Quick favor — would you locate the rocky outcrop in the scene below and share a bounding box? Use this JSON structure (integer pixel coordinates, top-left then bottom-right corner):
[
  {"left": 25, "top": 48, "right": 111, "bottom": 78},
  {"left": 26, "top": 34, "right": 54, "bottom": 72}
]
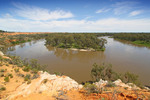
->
[
  {"left": 7, "top": 71, "right": 82, "bottom": 100},
  {"left": 94, "top": 79, "right": 141, "bottom": 90},
  {"left": 113, "top": 79, "right": 141, "bottom": 90}
]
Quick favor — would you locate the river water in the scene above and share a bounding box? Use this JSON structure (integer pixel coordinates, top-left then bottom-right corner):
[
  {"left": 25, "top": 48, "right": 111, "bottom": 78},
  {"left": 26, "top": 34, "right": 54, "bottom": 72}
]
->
[{"left": 7, "top": 37, "right": 150, "bottom": 85}]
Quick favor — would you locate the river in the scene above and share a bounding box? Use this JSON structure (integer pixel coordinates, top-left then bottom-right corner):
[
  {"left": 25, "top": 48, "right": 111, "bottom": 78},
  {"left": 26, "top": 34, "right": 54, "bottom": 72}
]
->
[{"left": 7, "top": 37, "right": 150, "bottom": 85}]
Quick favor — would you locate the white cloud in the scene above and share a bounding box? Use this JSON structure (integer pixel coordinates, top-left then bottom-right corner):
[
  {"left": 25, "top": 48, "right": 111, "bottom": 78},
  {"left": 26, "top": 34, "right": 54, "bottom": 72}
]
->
[
  {"left": 96, "top": 8, "right": 111, "bottom": 13},
  {"left": 13, "top": 3, "right": 73, "bottom": 21},
  {"left": 129, "top": 10, "right": 143, "bottom": 16},
  {"left": 112, "top": 1, "right": 138, "bottom": 15},
  {"left": 2, "top": 13, "right": 13, "bottom": 18},
  {"left": 0, "top": 17, "right": 150, "bottom": 32}
]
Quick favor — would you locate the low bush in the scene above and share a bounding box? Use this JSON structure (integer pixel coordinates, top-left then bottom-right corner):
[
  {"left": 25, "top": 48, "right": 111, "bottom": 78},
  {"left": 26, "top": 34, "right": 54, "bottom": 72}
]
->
[
  {"left": 0, "top": 86, "right": 6, "bottom": 91},
  {"left": 14, "top": 68, "right": 19, "bottom": 73},
  {"left": 17, "top": 73, "right": 24, "bottom": 77},
  {"left": 0, "top": 69, "right": 5, "bottom": 72},
  {"left": 4, "top": 76, "right": 9, "bottom": 82},
  {"left": 23, "top": 66, "right": 31, "bottom": 72},
  {"left": 8, "top": 73, "right": 13, "bottom": 78},
  {"left": 84, "top": 83, "right": 99, "bottom": 94},
  {"left": 31, "top": 74, "right": 39, "bottom": 80},
  {"left": 24, "top": 74, "right": 31, "bottom": 81},
  {"left": 91, "top": 63, "right": 141, "bottom": 86},
  {"left": 27, "top": 80, "right": 31, "bottom": 84}
]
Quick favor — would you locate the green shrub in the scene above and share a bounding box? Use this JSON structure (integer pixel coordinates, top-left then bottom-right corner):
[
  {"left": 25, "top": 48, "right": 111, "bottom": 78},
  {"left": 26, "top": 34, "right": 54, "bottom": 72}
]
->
[
  {"left": 23, "top": 66, "right": 31, "bottom": 72},
  {"left": 31, "top": 74, "right": 39, "bottom": 80},
  {"left": 90, "top": 63, "right": 141, "bottom": 87},
  {"left": 14, "top": 68, "right": 19, "bottom": 73},
  {"left": 54, "top": 72, "right": 63, "bottom": 76},
  {"left": 123, "top": 72, "right": 141, "bottom": 86},
  {"left": 17, "top": 73, "right": 24, "bottom": 77},
  {"left": 84, "top": 83, "right": 99, "bottom": 94},
  {"left": 91, "top": 63, "right": 105, "bottom": 81},
  {"left": 4, "top": 76, "right": 9, "bottom": 82},
  {"left": 5, "top": 64, "right": 9, "bottom": 66},
  {"left": 0, "top": 86, "right": 6, "bottom": 91},
  {"left": 24, "top": 74, "right": 31, "bottom": 81},
  {"left": 31, "top": 68, "right": 38, "bottom": 74},
  {"left": 0, "top": 69, "right": 5, "bottom": 72},
  {"left": 8, "top": 73, "right": 13, "bottom": 78},
  {"left": 0, "top": 56, "right": 3, "bottom": 64}
]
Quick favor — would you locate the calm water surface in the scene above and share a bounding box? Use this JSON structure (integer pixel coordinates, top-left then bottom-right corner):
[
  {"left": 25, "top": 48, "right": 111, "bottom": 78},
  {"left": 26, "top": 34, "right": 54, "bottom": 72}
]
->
[{"left": 7, "top": 37, "right": 150, "bottom": 85}]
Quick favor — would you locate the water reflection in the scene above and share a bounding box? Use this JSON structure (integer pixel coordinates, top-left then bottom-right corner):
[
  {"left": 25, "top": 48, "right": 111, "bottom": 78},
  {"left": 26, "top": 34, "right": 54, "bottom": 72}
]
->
[{"left": 46, "top": 45, "right": 106, "bottom": 63}]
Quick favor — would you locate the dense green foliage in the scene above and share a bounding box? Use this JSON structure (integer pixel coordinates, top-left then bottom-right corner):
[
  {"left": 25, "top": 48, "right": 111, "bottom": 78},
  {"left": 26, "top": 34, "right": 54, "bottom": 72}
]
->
[
  {"left": 113, "top": 33, "right": 150, "bottom": 47},
  {"left": 91, "top": 63, "right": 141, "bottom": 86},
  {"left": 45, "top": 33, "right": 107, "bottom": 51}
]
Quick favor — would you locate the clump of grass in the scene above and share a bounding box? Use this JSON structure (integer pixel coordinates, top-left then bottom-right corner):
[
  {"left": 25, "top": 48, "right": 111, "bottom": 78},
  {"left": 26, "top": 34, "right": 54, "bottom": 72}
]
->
[
  {"left": 24, "top": 74, "right": 31, "bottom": 81},
  {"left": 84, "top": 83, "right": 99, "bottom": 94},
  {"left": 0, "top": 69, "right": 5, "bottom": 72},
  {"left": 5, "top": 64, "right": 9, "bottom": 66},
  {"left": 0, "top": 86, "right": 6, "bottom": 91},
  {"left": 17, "top": 73, "right": 24, "bottom": 77},
  {"left": 8, "top": 73, "right": 13, "bottom": 78},
  {"left": 0, "top": 73, "right": 4, "bottom": 77},
  {"left": 23, "top": 66, "right": 31, "bottom": 72},
  {"left": 31, "top": 74, "right": 39, "bottom": 80},
  {"left": 54, "top": 72, "right": 63, "bottom": 76},
  {"left": 31, "top": 68, "right": 38, "bottom": 74},
  {"left": 27, "top": 80, "right": 31, "bottom": 84},
  {"left": 4, "top": 76, "right": 9, "bottom": 82},
  {"left": 14, "top": 68, "right": 19, "bottom": 73}
]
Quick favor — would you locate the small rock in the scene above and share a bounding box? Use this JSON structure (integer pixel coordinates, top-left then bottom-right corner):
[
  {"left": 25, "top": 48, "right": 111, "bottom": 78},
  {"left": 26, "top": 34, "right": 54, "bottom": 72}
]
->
[
  {"left": 95, "top": 79, "right": 108, "bottom": 88},
  {"left": 0, "top": 51, "right": 4, "bottom": 56}
]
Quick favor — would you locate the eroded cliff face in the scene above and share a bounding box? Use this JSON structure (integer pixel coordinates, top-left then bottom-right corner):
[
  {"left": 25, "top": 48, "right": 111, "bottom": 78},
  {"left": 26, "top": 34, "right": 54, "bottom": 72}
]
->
[
  {"left": 7, "top": 71, "right": 82, "bottom": 100},
  {"left": 3, "top": 71, "right": 150, "bottom": 100}
]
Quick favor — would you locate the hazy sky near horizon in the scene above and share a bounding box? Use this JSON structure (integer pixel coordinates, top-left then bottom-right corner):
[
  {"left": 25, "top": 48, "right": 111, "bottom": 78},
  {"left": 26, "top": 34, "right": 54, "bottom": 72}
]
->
[{"left": 0, "top": 0, "right": 150, "bottom": 32}]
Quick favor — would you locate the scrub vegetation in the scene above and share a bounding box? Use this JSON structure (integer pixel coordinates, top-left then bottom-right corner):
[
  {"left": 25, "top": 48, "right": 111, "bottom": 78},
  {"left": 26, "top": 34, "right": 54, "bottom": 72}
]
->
[
  {"left": 113, "top": 33, "right": 150, "bottom": 47},
  {"left": 91, "top": 63, "right": 141, "bottom": 86}
]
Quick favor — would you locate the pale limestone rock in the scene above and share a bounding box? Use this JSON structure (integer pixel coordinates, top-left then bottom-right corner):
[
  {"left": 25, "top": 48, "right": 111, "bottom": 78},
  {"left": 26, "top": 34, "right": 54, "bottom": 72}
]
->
[
  {"left": 0, "top": 51, "right": 4, "bottom": 56},
  {"left": 113, "top": 79, "right": 141, "bottom": 90},
  {"left": 113, "top": 79, "right": 132, "bottom": 89},
  {"left": 95, "top": 79, "right": 108, "bottom": 88},
  {"left": 127, "top": 83, "right": 141, "bottom": 90},
  {"left": 7, "top": 71, "right": 81, "bottom": 100}
]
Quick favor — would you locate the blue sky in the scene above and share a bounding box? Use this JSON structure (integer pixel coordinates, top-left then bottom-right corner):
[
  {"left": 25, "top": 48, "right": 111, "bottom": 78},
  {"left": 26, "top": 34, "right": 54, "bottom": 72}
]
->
[{"left": 0, "top": 0, "right": 150, "bottom": 32}]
